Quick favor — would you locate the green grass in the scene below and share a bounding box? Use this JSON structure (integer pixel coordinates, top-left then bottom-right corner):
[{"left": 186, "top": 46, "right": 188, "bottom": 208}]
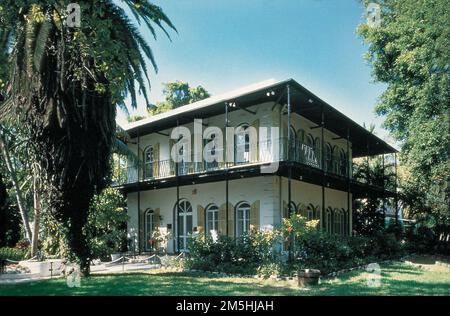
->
[{"left": 1, "top": 261, "right": 449, "bottom": 296}]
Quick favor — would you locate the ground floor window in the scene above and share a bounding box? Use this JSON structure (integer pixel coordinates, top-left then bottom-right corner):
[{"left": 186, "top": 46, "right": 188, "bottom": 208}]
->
[
  {"left": 176, "top": 199, "right": 193, "bottom": 252},
  {"left": 325, "top": 207, "right": 333, "bottom": 234},
  {"left": 236, "top": 202, "right": 251, "bottom": 237},
  {"left": 144, "top": 209, "right": 155, "bottom": 251},
  {"left": 206, "top": 204, "right": 219, "bottom": 235}
]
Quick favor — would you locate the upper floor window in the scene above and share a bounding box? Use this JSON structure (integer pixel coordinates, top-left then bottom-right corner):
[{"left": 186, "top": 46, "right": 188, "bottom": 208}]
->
[
  {"left": 297, "top": 129, "right": 305, "bottom": 144},
  {"left": 143, "top": 146, "right": 154, "bottom": 179},
  {"left": 306, "top": 134, "right": 314, "bottom": 148},
  {"left": 235, "top": 124, "right": 250, "bottom": 164},
  {"left": 288, "top": 126, "right": 297, "bottom": 160},
  {"left": 204, "top": 132, "right": 219, "bottom": 170},
  {"left": 339, "top": 149, "right": 347, "bottom": 176},
  {"left": 236, "top": 202, "right": 251, "bottom": 237},
  {"left": 325, "top": 143, "right": 333, "bottom": 172}
]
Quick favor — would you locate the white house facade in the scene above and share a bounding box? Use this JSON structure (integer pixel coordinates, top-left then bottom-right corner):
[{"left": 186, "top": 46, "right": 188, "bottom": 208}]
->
[{"left": 114, "top": 79, "right": 397, "bottom": 254}]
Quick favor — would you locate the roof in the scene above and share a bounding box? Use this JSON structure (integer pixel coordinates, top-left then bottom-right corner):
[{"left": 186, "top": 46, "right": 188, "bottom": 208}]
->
[{"left": 122, "top": 78, "right": 398, "bottom": 158}]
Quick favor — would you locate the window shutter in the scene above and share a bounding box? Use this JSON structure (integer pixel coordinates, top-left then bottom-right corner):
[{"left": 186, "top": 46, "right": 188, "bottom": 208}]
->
[
  {"left": 218, "top": 204, "right": 226, "bottom": 236},
  {"left": 251, "top": 119, "right": 260, "bottom": 162},
  {"left": 227, "top": 203, "right": 235, "bottom": 238},
  {"left": 197, "top": 205, "right": 205, "bottom": 234},
  {"left": 250, "top": 200, "right": 260, "bottom": 231},
  {"left": 153, "top": 143, "right": 160, "bottom": 177},
  {"left": 154, "top": 208, "right": 160, "bottom": 228}
]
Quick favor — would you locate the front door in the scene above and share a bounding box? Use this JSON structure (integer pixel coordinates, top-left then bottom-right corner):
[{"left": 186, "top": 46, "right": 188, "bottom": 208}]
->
[{"left": 177, "top": 200, "right": 193, "bottom": 252}]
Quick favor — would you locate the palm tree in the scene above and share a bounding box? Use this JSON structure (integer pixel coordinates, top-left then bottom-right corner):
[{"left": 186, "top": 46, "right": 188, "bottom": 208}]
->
[{"left": 0, "top": 1, "right": 175, "bottom": 274}]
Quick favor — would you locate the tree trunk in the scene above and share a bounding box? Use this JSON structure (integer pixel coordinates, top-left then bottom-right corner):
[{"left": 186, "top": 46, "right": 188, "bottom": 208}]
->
[
  {"left": 31, "top": 166, "right": 41, "bottom": 257},
  {"left": 0, "top": 129, "right": 32, "bottom": 242}
]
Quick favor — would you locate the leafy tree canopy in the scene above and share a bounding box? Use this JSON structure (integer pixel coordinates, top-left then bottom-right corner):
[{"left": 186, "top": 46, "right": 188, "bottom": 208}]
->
[
  {"left": 148, "top": 81, "right": 210, "bottom": 115},
  {"left": 358, "top": 0, "right": 450, "bottom": 223}
]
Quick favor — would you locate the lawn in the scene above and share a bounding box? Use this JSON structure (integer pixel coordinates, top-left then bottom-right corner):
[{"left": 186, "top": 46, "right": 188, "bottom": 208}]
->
[{"left": 1, "top": 260, "right": 449, "bottom": 296}]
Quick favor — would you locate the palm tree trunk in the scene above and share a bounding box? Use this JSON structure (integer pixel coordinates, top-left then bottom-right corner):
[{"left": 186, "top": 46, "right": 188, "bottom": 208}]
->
[{"left": 0, "top": 129, "right": 32, "bottom": 242}]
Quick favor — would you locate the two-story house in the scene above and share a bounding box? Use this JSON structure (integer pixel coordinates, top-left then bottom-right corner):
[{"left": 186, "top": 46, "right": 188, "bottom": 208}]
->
[{"left": 115, "top": 78, "right": 397, "bottom": 254}]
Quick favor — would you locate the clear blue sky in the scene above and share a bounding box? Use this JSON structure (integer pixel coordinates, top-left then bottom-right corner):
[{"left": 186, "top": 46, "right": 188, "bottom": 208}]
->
[{"left": 118, "top": 0, "right": 394, "bottom": 145}]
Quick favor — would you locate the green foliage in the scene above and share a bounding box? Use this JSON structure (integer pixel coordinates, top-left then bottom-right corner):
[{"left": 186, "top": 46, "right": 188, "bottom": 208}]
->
[
  {"left": 0, "top": 0, "right": 175, "bottom": 274},
  {"left": 187, "top": 230, "right": 281, "bottom": 275},
  {"left": 86, "top": 188, "right": 128, "bottom": 261},
  {"left": 358, "top": 0, "right": 450, "bottom": 224},
  {"left": 256, "top": 262, "right": 286, "bottom": 278},
  {"left": 0, "top": 247, "right": 26, "bottom": 261},
  {"left": 294, "top": 230, "right": 403, "bottom": 275},
  {"left": 148, "top": 81, "right": 210, "bottom": 115}
]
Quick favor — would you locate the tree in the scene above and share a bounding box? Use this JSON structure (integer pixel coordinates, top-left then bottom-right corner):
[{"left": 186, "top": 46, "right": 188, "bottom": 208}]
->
[
  {"left": 352, "top": 124, "right": 396, "bottom": 236},
  {"left": 358, "top": 0, "right": 450, "bottom": 224},
  {"left": 148, "top": 81, "right": 210, "bottom": 115},
  {"left": 85, "top": 187, "right": 128, "bottom": 261},
  {"left": 0, "top": 1, "right": 175, "bottom": 274}
]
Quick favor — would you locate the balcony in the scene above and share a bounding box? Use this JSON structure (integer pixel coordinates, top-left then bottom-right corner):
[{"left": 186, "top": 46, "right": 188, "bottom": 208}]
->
[{"left": 113, "top": 138, "right": 351, "bottom": 186}]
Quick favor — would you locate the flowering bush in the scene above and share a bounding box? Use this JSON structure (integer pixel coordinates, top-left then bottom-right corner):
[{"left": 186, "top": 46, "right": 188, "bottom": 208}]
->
[{"left": 187, "top": 229, "right": 282, "bottom": 274}]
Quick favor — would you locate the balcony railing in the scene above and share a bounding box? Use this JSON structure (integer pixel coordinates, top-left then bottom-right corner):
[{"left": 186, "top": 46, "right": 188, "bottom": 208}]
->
[{"left": 113, "top": 138, "right": 351, "bottom": 186}]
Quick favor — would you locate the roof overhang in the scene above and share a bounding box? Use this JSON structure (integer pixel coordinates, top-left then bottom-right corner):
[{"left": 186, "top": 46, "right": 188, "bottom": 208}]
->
[{"left": 122, "top": 78, "right": 397, "bottom": 158}]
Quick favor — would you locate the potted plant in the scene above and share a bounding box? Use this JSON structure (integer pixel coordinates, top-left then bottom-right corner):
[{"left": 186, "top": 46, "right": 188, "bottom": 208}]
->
[{"left": 297, "top": 268, "right": 321, "bottom": 287}]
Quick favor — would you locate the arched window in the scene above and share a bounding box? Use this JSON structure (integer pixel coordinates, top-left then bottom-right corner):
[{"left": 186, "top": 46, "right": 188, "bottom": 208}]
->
[
  {"left": 205, "top": 204, "right": 219, "bottom": 235},
  {"left": 339, "top": 149, "right": 347, "bottom": 177},
  {"left": 177, "top": 135, "right": 188, "bottom": 176},
  {"left": 143, "top": 146, "right": 154, "bottom": 179},
  {"left": 204, "top": 132, "right": 219, "bottom": 171},
  {"left": 306, "top": 204, "right": 317, "bottom": 221},
  {"left": 236, "top": 202, "right": 251, "bottom": 237},
  {"left": 342, "top": 208, "right": 348, "bottom": 236},
  {"left": 235, "top": 124, "right": 250, "bottom": 164},
  {"left": 325, "top": 207, "right": 333, "bottom": 234},
  {"left": 176, "top": 199, "right": 193, "bottom": 252},
  {"left": 334, "top": 209, "right": 343, "bottom": 235},
  {"left": 306, "top": 134, "right": 314, "bottom": 148},
  {"left": 314, "top": 137, "right": 321, "bottom": 163},
  {"left": 285, "top": 201, "right": 297, "bottom": 218},
  {"left": 288, "top": 125, "right": 297, "bottom": 161},
  {"left": 144, "top": 209, "right": 155, "bottom": 251},
  {"left": 325, "top": 143, "right": 333, "bottom": 172},
  {"left": 297, "top": 129, "right": 306, "bottom": 144}
]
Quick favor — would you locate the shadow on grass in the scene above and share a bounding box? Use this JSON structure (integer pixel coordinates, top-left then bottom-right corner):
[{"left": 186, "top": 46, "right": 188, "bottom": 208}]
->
[{"left": 1, "top": 262, "right": 449, "bottom": 296}]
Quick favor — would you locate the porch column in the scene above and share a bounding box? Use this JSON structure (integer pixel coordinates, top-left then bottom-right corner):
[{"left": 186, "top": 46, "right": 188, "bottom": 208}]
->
[
  {"left": 174, "top": 118, "right": 180, "bottom": 253},
  {"left": 225, "top": 102, "right": 229, "bottom": 237},
  {"left": 321, "top": 104, "right": 326, "bottom": 231},
  {"left": 346, "top": 127, "right": 351, "bottom": 236},
  {"left": 286, "top": 84, "right": 293, "bottom": 262}
]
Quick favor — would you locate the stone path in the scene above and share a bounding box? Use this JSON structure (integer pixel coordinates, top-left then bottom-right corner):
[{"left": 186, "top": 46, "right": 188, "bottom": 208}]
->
[{"left": 0, "top": 262, "right": 161, "bottom": 285}]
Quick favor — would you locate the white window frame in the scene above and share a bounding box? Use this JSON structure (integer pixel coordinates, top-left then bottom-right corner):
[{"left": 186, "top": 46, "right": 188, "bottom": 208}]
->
[
  {"left": 206, "top": 204, "right": 219, "bottom": 236},
  {"left": 236, "top": 202, "right": 251, "bottom": 237}
]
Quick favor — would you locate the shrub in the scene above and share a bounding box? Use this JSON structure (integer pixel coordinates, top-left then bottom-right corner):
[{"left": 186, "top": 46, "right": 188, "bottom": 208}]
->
[
  {"left": 256, "top": 262, "right": 285, "bottom": 278},
  {"left": 187, "top": 230, "right": 281, "bottom": 275},
  {"left": 0, "top": 247, "right": 26, "bottom": 261}
]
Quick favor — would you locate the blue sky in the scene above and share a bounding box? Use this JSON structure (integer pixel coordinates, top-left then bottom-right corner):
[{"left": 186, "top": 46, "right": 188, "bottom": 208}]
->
[{"left": 118, "top": 0, "right": 393, "bottom": 145}]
